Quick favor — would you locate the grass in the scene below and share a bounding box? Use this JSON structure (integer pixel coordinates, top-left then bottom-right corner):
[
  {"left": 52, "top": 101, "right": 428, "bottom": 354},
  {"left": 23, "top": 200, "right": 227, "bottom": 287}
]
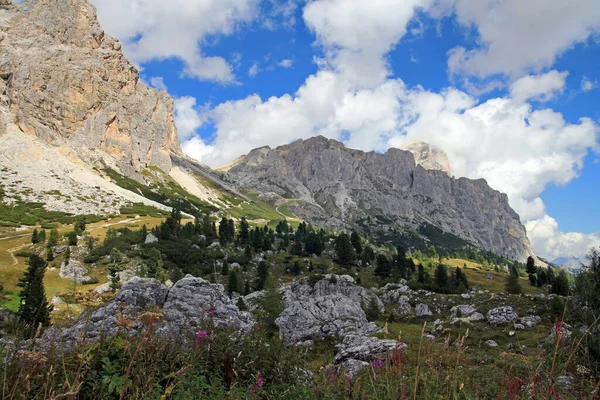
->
[{"left": 0, "top": 215, "right": 166, "bottom": 311}]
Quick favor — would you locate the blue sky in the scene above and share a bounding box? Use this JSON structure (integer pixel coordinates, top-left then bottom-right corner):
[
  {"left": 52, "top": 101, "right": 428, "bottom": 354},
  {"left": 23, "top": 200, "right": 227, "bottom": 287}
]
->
[{"left": 91, "top": 0, "right": 600, "bottom": 260}]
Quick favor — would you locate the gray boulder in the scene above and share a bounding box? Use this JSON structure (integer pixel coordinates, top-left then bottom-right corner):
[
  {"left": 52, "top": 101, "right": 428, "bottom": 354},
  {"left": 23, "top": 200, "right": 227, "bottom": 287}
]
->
[
  {"left": 486, "top": 340, "right": 499, "bottom": 347},
  {"left": 59, "top": 260, "right": 90, "bottom": 283},
  {"left": 145, "top": 233, "right": 159, "bottom": 244},
  {"left": 450, "top": 304, "right": 476, "bottom": 318},
  {"left": 275, "top": 294, "right": 379, "bottom": 346},
  {"left": 469, "top": 312, "right": 485, "bottom": 322},
  {"left": 334, "top": 334, "right": 407, "bottom": 376},
  {"left": 520, "top": 315, "right": 542, "bottom": 328},
  {"left": 415, "top": 303, "right": 432, "bottom": 317},
  {"left": 39, "top": 276, "right": 253, "bottom": 351},
  {"left": 487, "top": 306, "right": 518, "bottom": 326}
]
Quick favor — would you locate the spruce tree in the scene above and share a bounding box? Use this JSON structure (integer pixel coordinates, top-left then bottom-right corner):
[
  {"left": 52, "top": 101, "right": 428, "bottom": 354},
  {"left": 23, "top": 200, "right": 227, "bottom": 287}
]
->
[
  {"left": 364, "top": 297, "right": 381, "bottom": 321},
  {"left": 221, "top": 259, "right": 229, "bottom": 276},
  {"left": 434, "top": 264, "right": 449, "bottom": 292},
  {"left": 552, "top": 270, "right": 570, "bottom": 296},
  {"left": 48, "top": 228, "right": 59, "bottom": 247},
  {"left": 17, "top": 255, "right": 52, "bottom": 336},
  {"left": 505, "top": 266, "right": 523, "bottom": 295},
  {"left": 239, "top": 217, "right": 250, "bottom": 245},
  {"left": 38, "top": 229, "right": 46, "bottom": 244},
  {"left": 350, "top": 231, "right": 362, "bottom": 255},
  {"left": 228, "top": 270, "right": 238, "bottom": 294},
  {"left": 31, "top": 228, "right": 40, "bottom": 244},
  {"left": 335, "top": 233, "right": 354, "bottom": 268},
  {"left": 255, "top": 261, "right": 269, "bottom": 291},
  {"left": 67, "top": 230, "right": 78, "bottom": 246},
  {"left": 526, "top": 256, "right": 537, "bottom": 275},
  {"left": 291, "top": 261, "right": 302, "bottom": 275},
  {"left": 374, "top": 254, "right": 392, "bottom": 278},
  {"left": 244, "top": 280, "right": 251, "bottom": 295}
]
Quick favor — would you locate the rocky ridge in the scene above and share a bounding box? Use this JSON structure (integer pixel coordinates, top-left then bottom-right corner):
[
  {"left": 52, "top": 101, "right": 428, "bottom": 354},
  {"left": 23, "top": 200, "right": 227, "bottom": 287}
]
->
[
  {"left": 0, "top": 0, "right": 181, "bottom": 181},
  {"left": 227, "top": 136, "right": 535, "bottom": 261}
]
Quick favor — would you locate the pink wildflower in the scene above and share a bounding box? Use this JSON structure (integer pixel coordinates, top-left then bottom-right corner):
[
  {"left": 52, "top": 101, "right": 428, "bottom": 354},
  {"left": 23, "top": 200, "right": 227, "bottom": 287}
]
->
[
  {"left": 196, "top": 330, "right": 208, "bottom": 340},
  {"left": 257, "top": 373, "right": 264, "bottom": 388},
  {"left": 372, "top": 359, "right": 384, "bottom": 369}
]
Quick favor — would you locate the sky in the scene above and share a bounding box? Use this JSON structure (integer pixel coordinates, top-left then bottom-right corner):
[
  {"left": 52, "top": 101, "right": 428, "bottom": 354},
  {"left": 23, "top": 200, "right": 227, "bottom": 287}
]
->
[{"left": 86, "top": 0, "right": 600, "bottom": 261}]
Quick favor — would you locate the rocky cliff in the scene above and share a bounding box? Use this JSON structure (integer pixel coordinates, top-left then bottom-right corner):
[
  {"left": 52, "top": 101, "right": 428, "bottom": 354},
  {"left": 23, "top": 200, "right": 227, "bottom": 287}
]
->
[
  {"left": 0, "top": 0, "right": 181, "bottom": 180},
  {"left": 227, "top": 136, "right": 535, "bottom": 261}
]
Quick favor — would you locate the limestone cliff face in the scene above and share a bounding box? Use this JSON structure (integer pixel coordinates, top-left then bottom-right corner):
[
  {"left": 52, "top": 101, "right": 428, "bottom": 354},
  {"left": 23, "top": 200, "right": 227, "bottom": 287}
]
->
[
  {"left": 0, "top": 0, "right": 181, "bottom": 179},
  {"left": 402, "top": 141, "right": 454, "bottom": 177},
  {"left": 228, "top": 136, "right": 535, "bottom": 262}
]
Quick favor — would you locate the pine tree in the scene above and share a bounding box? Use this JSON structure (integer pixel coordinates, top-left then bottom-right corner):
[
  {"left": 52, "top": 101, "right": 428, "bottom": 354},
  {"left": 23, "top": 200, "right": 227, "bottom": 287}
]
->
[
  {"left": 109, "top": 248, "right": 124, "bottom": 292},
  {"left": 434, "top": 264, "right": 449, "bottom": 292},
  {"left": 350, "top": 231, "right": 362, "bottom": 254},
  {"left": 219, "top": 217, "right": 230, "bottom": 243},
  {"left": 244, "top": 280, "right": 251, "bottom": 295},
  {"left": 146, "top": 248, "right": 165, "bottom": 281},
  {"left": 552, "top": 270, "right": 570, "bottom": 296},
  {"left": 363, "top": 297, "right": 381, "bottom": 321},
  {"left": 67, "top": 230, "right": 78, "bottom": 246},
  {"left": 335, "top": 233, "right": 354, "bottom": 268},
  {"left": 239, "top": 217, "right": 250, "bottom": 245},
  {"left": 526, "top": 256, "right": 537, "bottom": 275},
  {"left": 291, "top": 261, "right": 302, "bottom": 275},
  {"left": 38, "top": 229, "right": 46, "bottom": 243},
  {"left": 221, "top": 259, "right": 229, "bottom": 276},
  {"left": 505, "top": 266, "right": 523, "bottom": 295},
  {"left": 17, "top": 255, "right": 52, "bottom": 337},
  {"left": 31, "top": 228, "right": 40, "bottom": 244},
  {"left": 255, "top": 261, "right": 269, "bottom": 291},
  {"left": 228, "top": 270, "right": 238, "bottom": 294},
  {"left": 258, "top": 275, "right": 283, "bottom": 334},
  {"left": 374, "top": 254, "right": 392, "bottom": 278},
  {"left": 48, "top": 228, "right": 59, "bottom": 247}
]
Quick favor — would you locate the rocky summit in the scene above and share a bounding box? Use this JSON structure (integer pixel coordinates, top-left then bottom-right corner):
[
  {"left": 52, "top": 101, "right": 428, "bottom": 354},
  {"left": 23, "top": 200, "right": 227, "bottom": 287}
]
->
[
  {"left": 227, "top": 136, "right": 534, "bottom": 261},
  {"left": 0, "top": 0, "right": 180, "bottom": 181}
]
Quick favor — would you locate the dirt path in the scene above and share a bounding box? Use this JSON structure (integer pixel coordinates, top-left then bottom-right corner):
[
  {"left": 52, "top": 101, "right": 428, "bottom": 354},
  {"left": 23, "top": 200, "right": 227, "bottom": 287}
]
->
[
  {"left": 0, "top": 233, "right": 30, "bottom": 241},
  {"left": 6, "top": 243, "right": 29, "bottom": 266}
]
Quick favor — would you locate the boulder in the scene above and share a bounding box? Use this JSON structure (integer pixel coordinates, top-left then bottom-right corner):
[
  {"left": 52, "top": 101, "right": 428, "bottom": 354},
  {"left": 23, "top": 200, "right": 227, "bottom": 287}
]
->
[
  {"left": 334, "top": 334, "right": 407, "bottom": 376},
  {"left": 487, "top": 306, "right": 518, "bottom": 326},
  {"left": 145, "top": 233, "right": 158, "bottom": 244},
  {"left": 469, "top": 312, "right": 485, "bottom": 322},
  {"left": 59, "top": 260, "right": 90, "bottom": 283},
  {"left": 486, "top": 340, "right": 498, "bottom": 347},
  {"left": 415, "top": 303, "right": 432, "bottom": 317},
  {"left": 394, "top": 296, "right": 413, "bottom": 317},
  {"left": 484, "top": 274, "right": 494, "bottom": 280},
  {"left": 275, "top": 294, "right": 379, "bottom": 346},
  {"left": 242, "top": 291, "right": 265, "bottom": 312},
  {"left": 520, "top": 315, "right": 541, "bottom": 328},
  {"left": 450, "top": 304, "right": 476, "bottom": 318},
  {"left": 39, "top": 276, "right": 253, "bottom": 352}
]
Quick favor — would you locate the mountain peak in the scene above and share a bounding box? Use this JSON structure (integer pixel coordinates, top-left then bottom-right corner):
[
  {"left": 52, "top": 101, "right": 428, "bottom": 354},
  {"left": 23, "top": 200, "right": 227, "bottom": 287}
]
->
[{"left": 401, "top": 141, "right": 454, "bottom": 177}]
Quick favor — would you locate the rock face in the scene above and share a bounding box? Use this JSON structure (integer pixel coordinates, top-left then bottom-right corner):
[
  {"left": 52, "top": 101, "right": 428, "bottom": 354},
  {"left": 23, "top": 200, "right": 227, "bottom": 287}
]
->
[
  {"left": 227, "top": 136, "right": 534, "bottom": 261},
  {"left": 401, "top": 141, "right": 453, "bottom": 176},
  {"left": 334, "top": 334, "right": 407, "bottom": 376},
  {"left": 40, "top": 276, "right": 253, "bottom": 351},
  {"left": 0, "top": 0, "right": 181, "bottom": 180},
  {"left": 58, "top": 260, "right": 89, "bottom": 283}
]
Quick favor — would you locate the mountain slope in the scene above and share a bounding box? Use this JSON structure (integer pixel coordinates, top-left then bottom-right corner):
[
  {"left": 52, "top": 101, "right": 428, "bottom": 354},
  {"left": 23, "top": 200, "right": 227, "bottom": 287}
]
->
[
  {"left": 0, "top": 0, "right": 180, "bottom": 181},
  {"left": 227, "top": 136, "right": 535, "bottom": 262}
]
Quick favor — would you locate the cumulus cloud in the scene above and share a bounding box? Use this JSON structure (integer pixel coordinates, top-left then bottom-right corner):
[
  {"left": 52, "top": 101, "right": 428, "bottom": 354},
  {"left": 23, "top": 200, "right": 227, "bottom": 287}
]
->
[
  {"left": 526, "top": 216, "right": 600, "bottom": 260},
  {"left": 581, "top": 76, "right": 598, "bottom": 92},
  {"left": 90, "top": 0, "right": 259, "bottom": 83},
  {"left": 509, "top": 70, "right": 568, "bottom": 103},
  {"left": 149, "top": 76, "right": 168, "bottom": 91},
  {"left": 174, "top": 97, "right": 207, "bottom": 141},
  {"left": 438, "top": 0, "right": 600, "bottom": 78},
  {"left": 278, "top": 59, "right": 294, "bottom": 68}
]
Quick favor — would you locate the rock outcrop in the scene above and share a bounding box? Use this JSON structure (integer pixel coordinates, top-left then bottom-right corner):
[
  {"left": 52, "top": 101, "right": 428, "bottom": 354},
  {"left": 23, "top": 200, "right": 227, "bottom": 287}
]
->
[
  {"left": 401, "top": 141, "right": 453, "bottom": 176},
  {"left": 0, "top": 0, "right": 181, "bottom": 180},
  {"left": 334, "top": 334, "right": 407, "bottom": 376},
  {"left": 487, "top": 306, "right": 519, "bottom": 326},
  {"left": 227, "top": 136, "right": 534, "bottom": 261},
  {"left": 39, "top": 276, "right": 253, "bottom": 351}
]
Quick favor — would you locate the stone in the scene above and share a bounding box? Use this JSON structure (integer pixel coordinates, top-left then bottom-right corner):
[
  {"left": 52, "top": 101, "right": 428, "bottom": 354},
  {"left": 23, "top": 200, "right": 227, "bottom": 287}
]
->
[
  {"left": 230, "top": 262, "right": 241, "bottom": 269},
  {"left": 469, "top": 312, "right": 485, "bottom": 322},
  {"left": 226, "top": 136, "right": 534, "bottom": 261},
  {"left": 242, "top": 291, "right": 265, "bottom": 312},
  {"left": 460, "top": 293, "right": 471, "bottom": 299},
  {"left": 59, "top": 260, "right": 90, "bottom": 283},
  {"left": 514, "top": 324, "right": 526, "bottom": 330},
  {"left": 425, "top": 334, "right": 436, "bottom": 341},
  {"left": 94, "top": 282, "right": 111, "bottom": 294},
  {"left": 145, "top": 233, "right": 159, "bottom": 244},
  {"left": 276, "top": 293, "right": 380, "bottom": 346},
  {"left": 484, "top": 274, "right": 494, "bottom": 280},
  {"left": 379, "top": 283, "right": 413, "bottom": 304},
  {"left": 208, "top": 242, "right": 221, "bottom": 249},
  {"left": 486, "top": 340, "right": 498, "bottom": 347},
  {"left": 55, "top": 246, "right": 68, "bottom": 254},
  {"left": 487, "top": 306, "right": 518, "bottom": 326},
  {"left": 39, "top": 276, "right": 253, "bottom": 352},
  {"left": 334, "top": 334, "right": 407, "bottom": 376},
  {"left": 394, "top": 296, "right": 413, "bottom": 317},
  {"left": 415, "top": 303, "right": 432, "bottom": 317},
  {"left": 342, "top": 359, "right": 370, "bottom": 376},
  {"left": 450, "top": 304, "right": 476, "bottom": 318},
  {"left": 520, "top": 315, "right": 542, "bottom": 328}
]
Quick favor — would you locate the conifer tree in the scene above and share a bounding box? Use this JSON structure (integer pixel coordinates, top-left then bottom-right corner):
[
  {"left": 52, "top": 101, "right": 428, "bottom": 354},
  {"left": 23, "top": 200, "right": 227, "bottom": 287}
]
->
[
  {"left": 31, "top": 228, "right": 40, "bottom": 244},
  {"left": 335, "top": 233, "right": 354, "bottom": 268},
  {"left": 505, "top": 266, "right": 523, "bottom": 295},
  {"left": 291, "top": 261, "right": 302, "bottom": 275},
  {"left": 374, "top": 254, "right": 392, "bottom": 278},
  {"left": 244, "top": 280, "right": 251, "bottom": 295},
  {"left": 67, "top": 230, "right": 78, "bottom": 246},
  {"left": 552, "top": 270, "right": 570, "bottom": 296},
  {"left": 255, "top": 260, "right": 269, "bottom": 291},
  {"left": 526, "top": 256, "right": 537, "bottom": 275},
  {"left": 38, "top": 229, "right": 46, "bottom": 243},
  {"left": 221, "top": 259, "right": 229, "bottom": 276},
  {"left": 17, "top": 255, "right": 52, "bottom": 336},
  {"left": 48, "top": 228, "right": 59, "bottom": 247},
  {"left": 239, "top": 217, "right": 250, "bottom": 245},
  {"left": 434, "top": 264, "right": 449, "bottom": 292},
  {"left": 350, "top": 231, "right": 362, "bottom": 254},
  {"left": 228, "top": 270, "right": 238, "bottom": 294}
]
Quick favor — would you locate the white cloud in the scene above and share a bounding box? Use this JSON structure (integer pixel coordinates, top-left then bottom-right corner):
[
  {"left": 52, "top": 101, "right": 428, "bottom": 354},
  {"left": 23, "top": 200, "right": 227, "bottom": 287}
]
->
[
  {"left": 248, "top": 63, "right": 260, "bottom": 77},
  {"left": 174, "top": 97, "right": 207, "bottom": 141},
  {"left": 278, "top": 59, "right": 294, "bottom": 68},
  {"left": 90, "top": 0, "right": 259, "bottom": 84},
  {"left": 149, "top": 76, "right": 168, "bottom": 91},
  {"left": 526, "top": 216, "right": 600, "bottom": 260},
  {"left": 509, "top": 70, "right": 568, "bottom": 103},
  {"left": 581, "top": 76, "right": 598, "bottom": 92},
  {"left": 437, "top": 0, "right": 600, "bottom": 78}
]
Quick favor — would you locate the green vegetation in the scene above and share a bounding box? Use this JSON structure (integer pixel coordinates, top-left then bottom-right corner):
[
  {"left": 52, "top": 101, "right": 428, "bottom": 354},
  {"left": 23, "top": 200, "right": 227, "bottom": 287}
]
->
[{"left": 16, "top": 255, "right": 52, "bottom": 337}]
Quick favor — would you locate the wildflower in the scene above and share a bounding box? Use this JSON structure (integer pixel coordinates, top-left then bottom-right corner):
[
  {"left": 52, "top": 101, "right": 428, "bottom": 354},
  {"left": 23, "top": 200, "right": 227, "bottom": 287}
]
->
[
  {"left": 257, "top": 373, "right": 264, "bottom": 388},
  {"left": 371, "top": 359, "right": 384, "bottom": 369},
  {"left": 196, "top": 330, "right": 208, "bottom": 340}
]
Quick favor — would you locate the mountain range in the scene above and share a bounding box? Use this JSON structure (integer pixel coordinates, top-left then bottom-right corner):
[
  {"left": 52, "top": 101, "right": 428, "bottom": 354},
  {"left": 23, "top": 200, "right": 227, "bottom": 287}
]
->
[{"left": 0, "top": 0, "right": 536, "bottom": 262}]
